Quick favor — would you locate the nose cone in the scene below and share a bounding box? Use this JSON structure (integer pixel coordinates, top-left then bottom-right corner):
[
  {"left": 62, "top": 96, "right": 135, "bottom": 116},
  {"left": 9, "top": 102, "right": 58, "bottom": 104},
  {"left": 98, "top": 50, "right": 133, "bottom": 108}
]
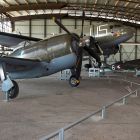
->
[
  {"left": 120, "top": 27, "right": 135, "bottom": 38},
  {"left": 112, "top": 26, "right": 135, "bottom": 44}
]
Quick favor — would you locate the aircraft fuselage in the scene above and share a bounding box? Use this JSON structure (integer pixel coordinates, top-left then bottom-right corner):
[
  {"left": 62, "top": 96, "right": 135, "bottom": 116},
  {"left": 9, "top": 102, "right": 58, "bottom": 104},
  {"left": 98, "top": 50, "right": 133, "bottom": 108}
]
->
[
  {"left": 8, "top": 34, "right": 77, "bottom": 79},
  {"left": 8, "top": 26, "right": 134, "bottom": 79},
  {"left": 10, "top": 34, "right": 73, "bottom": 62}
]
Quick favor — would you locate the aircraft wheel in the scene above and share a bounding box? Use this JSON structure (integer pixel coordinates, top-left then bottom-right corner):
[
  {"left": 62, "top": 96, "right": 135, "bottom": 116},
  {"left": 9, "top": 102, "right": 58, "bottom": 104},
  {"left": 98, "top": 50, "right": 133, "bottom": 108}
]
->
[
  {"left": 8, "top": 80, "right": 19, "bottom": 99},
  {"left": 69, "top": 76, "right": 80, "bottom": 87}
]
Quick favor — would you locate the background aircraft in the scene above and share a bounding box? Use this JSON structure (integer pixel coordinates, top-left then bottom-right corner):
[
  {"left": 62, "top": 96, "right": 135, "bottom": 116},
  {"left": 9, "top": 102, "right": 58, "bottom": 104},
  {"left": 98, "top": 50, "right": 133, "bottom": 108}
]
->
[
  {"left": 111, "top": 59, "right": 140, "bottom": 71},
  {"left": 0, "top": 17, "right": 134, "bottom": 99}
]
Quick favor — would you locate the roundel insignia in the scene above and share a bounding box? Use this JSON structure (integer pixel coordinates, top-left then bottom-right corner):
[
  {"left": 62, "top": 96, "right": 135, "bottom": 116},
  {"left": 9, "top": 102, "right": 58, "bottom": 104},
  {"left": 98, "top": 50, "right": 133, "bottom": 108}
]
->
[
  {"left": 117, "top": 65, "right": 121, "bottom": 69},
  {"left": 113, "top": 32, "right": 121, "bottom": 37}
]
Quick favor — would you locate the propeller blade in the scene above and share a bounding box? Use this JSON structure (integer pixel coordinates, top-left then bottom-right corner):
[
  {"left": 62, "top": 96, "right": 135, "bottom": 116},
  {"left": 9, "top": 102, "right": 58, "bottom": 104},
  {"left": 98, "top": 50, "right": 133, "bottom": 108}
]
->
[
  {"left": 53, "top": 17, "right": 71, "bottom": 35},
  {"left": 80, "top": 11, "right": 85, "bottom": 38},
  {"left": 75, "top": 48, "right": 83, "bottom": 79},
  {"left": 53, "top": 17, "right": 80, "bottom": 41},
  {"left": 95, "top": 41, "right": 103, "bottom": 54}
]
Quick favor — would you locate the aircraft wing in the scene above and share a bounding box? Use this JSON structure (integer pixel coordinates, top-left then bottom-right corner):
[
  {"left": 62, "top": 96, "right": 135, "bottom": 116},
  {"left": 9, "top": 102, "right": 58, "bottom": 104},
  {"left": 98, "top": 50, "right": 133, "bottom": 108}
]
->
[
  {"left": 0, "top": 32, "right": 41, "bottom": 47},
  {"left": 0, "top": 56, "right": 40, "bottom": 72}
]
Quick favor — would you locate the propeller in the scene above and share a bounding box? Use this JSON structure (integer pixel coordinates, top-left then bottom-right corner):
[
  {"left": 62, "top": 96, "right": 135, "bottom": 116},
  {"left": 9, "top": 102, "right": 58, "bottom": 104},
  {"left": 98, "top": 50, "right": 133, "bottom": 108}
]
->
[
  {"left": 53, "top": 17, "right": 79, "bottom": 41},
  {"left": 53, "top": 12, "right": 102, "bottom": 86},
  {"left": 53, "top": 17, "right": 71, "bottom": 35},
  {"left": 74, "top": 10, "right": 86, "bottom": 80}
]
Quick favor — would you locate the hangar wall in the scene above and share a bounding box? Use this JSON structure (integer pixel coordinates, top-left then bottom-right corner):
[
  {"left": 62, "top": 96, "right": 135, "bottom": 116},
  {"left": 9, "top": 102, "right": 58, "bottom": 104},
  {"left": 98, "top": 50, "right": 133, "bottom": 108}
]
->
[
  {"left": 15, "top": 19, "right": 93, "bottom": 38},
  {"left": 15, "top": 19, "right": 140, "bottom": 64}
]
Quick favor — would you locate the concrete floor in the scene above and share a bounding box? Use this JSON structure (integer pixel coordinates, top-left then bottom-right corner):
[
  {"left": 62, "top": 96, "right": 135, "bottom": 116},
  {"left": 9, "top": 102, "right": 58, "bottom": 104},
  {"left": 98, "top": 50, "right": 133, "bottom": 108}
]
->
[{"left": 0, "top": 72, "right": 139, "bottom": 140}]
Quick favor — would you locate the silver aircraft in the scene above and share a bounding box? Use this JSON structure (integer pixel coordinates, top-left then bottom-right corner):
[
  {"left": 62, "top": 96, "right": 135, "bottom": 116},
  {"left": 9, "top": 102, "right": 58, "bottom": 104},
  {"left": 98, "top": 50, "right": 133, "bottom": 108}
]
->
[{"left": 0, "top": 18, "right": 134, "bottom": 99}]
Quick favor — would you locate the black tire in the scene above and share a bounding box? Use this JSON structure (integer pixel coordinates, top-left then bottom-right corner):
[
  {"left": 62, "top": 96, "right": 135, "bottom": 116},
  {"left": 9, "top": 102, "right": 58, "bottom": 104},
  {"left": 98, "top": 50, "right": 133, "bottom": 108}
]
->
[
  {"left": 8, "top": 80, "right": 19, "bottom": 99},
  {"left": 69, "top": 76, "right": 80, "bottom": 87}
]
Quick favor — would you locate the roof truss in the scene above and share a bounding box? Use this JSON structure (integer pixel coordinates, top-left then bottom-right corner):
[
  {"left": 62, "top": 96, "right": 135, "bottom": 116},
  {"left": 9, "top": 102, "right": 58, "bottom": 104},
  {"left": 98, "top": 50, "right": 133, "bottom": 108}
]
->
[{"left": 0, "top": 0, "right": 139, "bottom": 27}]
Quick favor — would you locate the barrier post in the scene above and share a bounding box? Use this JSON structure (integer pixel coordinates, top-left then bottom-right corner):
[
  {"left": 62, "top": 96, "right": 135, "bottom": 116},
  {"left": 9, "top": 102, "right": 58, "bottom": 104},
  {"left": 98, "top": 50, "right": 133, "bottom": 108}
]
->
[
  {"left": 122, "top": 97, "right": 126, "bottom": 105},
  {"left": 135, "top": 90, "right": 138, "bottom": 97},
  {"left": 5, "top": 91, "right": 9, "bottom": 102},
  {"left": 59, "top": 128, "right": 64, "bottom": 140},
  {"left": 102, "top": 106, "right": 106, "bottom": 119}
]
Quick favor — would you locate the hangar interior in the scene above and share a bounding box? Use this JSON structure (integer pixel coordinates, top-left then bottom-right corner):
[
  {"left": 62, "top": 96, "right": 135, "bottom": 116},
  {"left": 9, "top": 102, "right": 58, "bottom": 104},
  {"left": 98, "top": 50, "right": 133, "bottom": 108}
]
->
[
  {"left": 0, "top": 0, "right": 139, "bottom": 63},
  {"left": 14, "top": 19, "right": 140, "bottom": 63},
  {"left": 0, "top": 0, "right": 140, "bottom": 140}
]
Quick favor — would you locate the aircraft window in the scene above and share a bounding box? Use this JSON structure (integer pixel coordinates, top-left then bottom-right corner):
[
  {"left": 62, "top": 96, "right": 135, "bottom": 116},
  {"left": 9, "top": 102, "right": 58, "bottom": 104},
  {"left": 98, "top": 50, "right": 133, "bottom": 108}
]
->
[
  {"left": 23, "top": 41, "right": 33, "bottom": 48},
  {"left": 11, "top": 47, "right": 23, "bottom": 57}
]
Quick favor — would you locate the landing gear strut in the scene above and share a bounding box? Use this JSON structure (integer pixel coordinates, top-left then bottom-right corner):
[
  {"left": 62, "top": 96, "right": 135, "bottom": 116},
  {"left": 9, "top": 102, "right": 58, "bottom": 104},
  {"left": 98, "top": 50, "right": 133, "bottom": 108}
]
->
[
  {"left": 8, "top": 80, "right": 19, "bottom": 99},
  {"left": 0, "top": 63, "right": 19, "bottom": 101},
  {"left": 69, "top": 44, "right": 83, "bottom": 87}
]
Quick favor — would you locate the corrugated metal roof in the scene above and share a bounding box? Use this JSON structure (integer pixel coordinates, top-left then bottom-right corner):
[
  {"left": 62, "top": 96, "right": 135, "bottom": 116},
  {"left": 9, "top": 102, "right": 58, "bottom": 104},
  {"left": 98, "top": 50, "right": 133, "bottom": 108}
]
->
[{"left": 0, "top": 0, "right": 139, "bottom": 27}]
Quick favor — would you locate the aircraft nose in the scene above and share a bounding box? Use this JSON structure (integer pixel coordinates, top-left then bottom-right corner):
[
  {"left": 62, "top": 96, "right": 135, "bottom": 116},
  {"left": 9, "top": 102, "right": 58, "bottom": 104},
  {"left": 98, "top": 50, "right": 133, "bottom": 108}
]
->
[
  {"left": 110, "top": 26, "right": 135, "bottom": 45},
  {"left": 121, "top": 27, "right": 135, "bottom": 36},
  {"left": 113, "top": 26, "right": 135, "bottom": 44},
  {"left": 112, "top": 25, "right": 135, "bottom": 36}
]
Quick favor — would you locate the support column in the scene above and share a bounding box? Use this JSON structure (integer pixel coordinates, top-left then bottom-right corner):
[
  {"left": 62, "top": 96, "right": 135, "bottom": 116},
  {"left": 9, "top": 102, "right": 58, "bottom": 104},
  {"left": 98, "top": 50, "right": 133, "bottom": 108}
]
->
[
  {"left": 90, "top": 20, "right": 92, "bottom": 26},
  {"left": 74, "top": 19, "right": 77, "bottom": 29},
  {"left": 29, "top": 19, "right": 32, "bottom": 37},
  {"left": 44, "top": 19, "right": 47, "bottom": 38},
  {"left": 135, "top": 28, "right": 138, "bottom": 60},
  {"left": 1, "top": 14, "right": 4, "bottom": 32},
  {"left": 11, "top": 21, "right": 15, "bottom": 32}
]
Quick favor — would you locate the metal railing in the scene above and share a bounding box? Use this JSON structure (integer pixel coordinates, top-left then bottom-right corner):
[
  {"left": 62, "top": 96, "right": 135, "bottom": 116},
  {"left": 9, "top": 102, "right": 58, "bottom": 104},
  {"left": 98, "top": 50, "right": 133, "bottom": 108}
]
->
[{"left": 40, "top": 78, "right": 139, "bottom": 140}]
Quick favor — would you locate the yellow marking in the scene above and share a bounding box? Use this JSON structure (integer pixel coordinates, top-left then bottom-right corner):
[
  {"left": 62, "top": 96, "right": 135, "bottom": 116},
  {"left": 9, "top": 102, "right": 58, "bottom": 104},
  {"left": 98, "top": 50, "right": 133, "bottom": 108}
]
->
[
  {"left": 113, "top": 32, "right": 121, "bottom": 37},
  {"left": 76, "top": 80, "right": 80, "bottom": 83}
]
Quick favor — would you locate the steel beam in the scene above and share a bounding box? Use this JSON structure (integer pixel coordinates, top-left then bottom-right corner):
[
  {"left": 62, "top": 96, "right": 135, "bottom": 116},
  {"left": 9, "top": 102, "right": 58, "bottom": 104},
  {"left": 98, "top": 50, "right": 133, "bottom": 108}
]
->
[
  {"left": 67, "top": 16, "right": 140, "bottom": 28},
  {"left": 6, "top": 14, "right": 140, "bottom": 28},
  {"left": 7, "top": 14, "right": 68, "bottom": 21},
  {"left": 0, "top": 2, "right": 67, "bottom": 13},
  {"left": 67, "top": 3, "right": 140, "bottom": 13}
]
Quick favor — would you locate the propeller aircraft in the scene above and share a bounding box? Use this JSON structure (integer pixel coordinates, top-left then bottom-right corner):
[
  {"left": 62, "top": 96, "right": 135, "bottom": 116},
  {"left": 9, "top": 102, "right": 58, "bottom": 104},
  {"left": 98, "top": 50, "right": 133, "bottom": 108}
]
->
[
  {"left": 0, "top": 16, "right": 134, "bottom": 99},
  {"left": 111, "top": 59, "right": 140, "bottom": 71}
]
